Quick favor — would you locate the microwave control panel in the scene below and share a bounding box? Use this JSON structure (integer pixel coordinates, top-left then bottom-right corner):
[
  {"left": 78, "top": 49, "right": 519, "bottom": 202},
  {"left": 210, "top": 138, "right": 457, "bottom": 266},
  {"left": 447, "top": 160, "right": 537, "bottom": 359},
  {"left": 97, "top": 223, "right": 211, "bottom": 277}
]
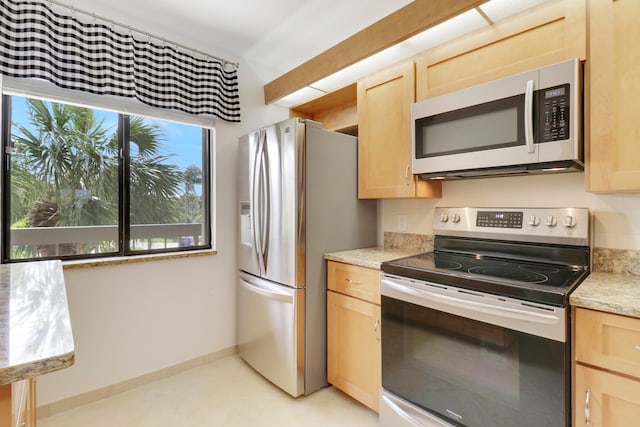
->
[{"left": 539, "top": 83, "right": 570, "bottom": 142}]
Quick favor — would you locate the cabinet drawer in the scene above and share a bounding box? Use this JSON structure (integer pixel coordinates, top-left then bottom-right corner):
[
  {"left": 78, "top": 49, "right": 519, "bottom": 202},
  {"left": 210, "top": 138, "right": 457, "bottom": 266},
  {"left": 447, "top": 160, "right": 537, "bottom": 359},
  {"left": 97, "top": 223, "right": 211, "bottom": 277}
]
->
[
  {"left": 575, "top": 308, "right": 640, "bottom": 379},
  {"left": 327, "top": 261, "right": 380, "bottom": 304}
]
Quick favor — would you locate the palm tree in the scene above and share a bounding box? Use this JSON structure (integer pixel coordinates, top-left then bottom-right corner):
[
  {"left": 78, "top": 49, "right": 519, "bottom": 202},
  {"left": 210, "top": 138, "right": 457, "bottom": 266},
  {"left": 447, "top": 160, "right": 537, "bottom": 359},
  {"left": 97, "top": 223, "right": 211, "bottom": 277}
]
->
[
  {"left": 182, "top": 164, "right": 203, "bottom": 222},
  {"left": 126, "top": 117, "right": 184, "bottom": 225},
  {"left": 12, "top": 100, "right": 118, "bottom": 228},
  {"left": 10, "top": 98, "right": 184, "bottom": 256}
]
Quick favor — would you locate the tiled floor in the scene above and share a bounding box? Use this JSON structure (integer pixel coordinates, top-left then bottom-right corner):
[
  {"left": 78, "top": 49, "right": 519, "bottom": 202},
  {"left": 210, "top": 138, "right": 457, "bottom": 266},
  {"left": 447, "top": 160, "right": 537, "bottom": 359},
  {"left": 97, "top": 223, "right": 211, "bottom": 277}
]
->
[{"left": 38, "top": 355, "right": 379, "bottom": 427}]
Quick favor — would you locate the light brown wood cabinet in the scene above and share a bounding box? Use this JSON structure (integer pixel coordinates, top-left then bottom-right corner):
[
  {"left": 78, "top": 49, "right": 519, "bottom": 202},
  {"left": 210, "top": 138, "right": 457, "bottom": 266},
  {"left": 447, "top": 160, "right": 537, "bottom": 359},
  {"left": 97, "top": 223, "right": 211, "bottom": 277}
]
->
[
  {"left": 0, "top": 379, "right": 36, "bottom": 427},
  {"left": 327, "top": 261, "right": 381, "bottom": 412},
  {"left": 573, "top": 307, "right": 640, "bottom": 426},
  {"left": 356, "top": 61, "right": 441, "bottom": 199},
  {"left": 415, "top": 0, "right": 585, "bottom": 101},
  {"left": 289, "top": 83, "right": 357, "bottom": 135},
  {"left": 587, "top": 0, "right": 640, "bottom": 192}
]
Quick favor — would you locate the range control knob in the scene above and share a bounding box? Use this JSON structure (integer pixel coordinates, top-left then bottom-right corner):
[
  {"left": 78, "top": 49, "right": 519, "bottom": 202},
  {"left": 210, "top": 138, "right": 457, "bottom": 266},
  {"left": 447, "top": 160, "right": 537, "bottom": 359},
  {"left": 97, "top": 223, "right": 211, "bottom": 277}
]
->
[
  {"left": 545, "top": 215, "right": 558, "bottom": 227},
  {"left": 563, "top": 215, "right": 577, "bottom": 228},
  {"left": 528, "top": 215, "right": 540, "bottom": 227},
  {"left": 451, "top": 213, "right": 461, "bottom": 223},
  {"left": 439, "top": 213, "right": 449, "bottom": 223}
]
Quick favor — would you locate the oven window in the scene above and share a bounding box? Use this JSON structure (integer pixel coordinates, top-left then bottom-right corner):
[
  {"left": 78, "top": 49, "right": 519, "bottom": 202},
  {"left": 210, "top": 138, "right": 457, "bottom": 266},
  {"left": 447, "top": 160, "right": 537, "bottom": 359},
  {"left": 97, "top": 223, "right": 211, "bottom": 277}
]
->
[
  {"left": 382, "top": 295, "right": 568, "bottom": 427},
  {"left": 414, "top": 94, "right": 525, "bottom": 158}
]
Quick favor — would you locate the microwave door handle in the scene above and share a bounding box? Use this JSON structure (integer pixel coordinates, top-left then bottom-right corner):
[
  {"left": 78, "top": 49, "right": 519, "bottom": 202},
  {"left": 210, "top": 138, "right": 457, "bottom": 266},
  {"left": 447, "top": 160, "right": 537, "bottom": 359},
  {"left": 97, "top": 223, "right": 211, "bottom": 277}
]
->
[{"left": 524, "top": 79, "right": 535, "bottom": 153}]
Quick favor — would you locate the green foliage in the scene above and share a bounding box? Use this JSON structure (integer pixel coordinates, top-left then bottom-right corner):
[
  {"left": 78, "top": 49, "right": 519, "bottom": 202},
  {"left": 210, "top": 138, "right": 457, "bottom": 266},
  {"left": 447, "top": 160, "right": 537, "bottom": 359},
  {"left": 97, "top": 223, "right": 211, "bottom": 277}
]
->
[
  {"left": 181, "top": 164, "right": 203, "bottom": 222},
  {"left": 11, "top": 216, "right": 28, "bottom": 229},
  {"left": 128, "top": 117, "right": 184, "bottom": 224},
  {"left": 10, "top": 98, "right": 187, "bottom": 228}
]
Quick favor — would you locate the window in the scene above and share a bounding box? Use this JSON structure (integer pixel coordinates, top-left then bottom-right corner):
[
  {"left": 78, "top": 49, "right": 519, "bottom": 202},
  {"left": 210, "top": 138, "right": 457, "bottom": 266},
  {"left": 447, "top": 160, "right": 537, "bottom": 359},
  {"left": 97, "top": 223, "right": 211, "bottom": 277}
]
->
[{"left": 2, "top": 94, "right": 211, "bottom": 262}]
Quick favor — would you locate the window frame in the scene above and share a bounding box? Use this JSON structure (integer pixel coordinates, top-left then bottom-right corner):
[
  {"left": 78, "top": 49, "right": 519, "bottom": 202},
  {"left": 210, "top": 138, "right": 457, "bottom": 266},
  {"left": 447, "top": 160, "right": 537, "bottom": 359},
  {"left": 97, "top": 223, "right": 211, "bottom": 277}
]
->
[{"left": 0, "top": 90, "right": 213, "bottom": 263}]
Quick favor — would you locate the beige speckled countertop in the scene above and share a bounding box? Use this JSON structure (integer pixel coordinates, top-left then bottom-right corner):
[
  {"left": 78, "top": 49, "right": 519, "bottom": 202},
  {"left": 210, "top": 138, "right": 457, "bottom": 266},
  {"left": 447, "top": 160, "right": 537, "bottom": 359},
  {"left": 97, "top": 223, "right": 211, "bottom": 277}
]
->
[
  {"left": 570, "top": 272, "right": 640, "bottom": 319},
  {"left": 324, "top": 247, "right": 424, "bottom": 270},
  {"left": 0, "top": 260, "right": 75, "bottom": 386}
]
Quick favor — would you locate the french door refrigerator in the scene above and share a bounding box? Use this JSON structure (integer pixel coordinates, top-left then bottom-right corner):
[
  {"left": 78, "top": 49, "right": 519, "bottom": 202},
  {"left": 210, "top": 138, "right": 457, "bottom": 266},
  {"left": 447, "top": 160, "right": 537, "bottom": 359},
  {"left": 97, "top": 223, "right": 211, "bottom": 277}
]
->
[{"left": 237, "top": 118, "right": 377, "bottom": 397}]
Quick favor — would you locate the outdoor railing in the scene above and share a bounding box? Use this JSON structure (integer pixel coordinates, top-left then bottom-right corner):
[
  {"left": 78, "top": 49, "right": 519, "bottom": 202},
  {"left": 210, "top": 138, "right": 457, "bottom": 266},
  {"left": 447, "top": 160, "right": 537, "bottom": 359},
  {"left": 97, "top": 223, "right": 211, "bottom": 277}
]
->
[{"left": 10, "top": 223, "right": 203, "bottom": 256}]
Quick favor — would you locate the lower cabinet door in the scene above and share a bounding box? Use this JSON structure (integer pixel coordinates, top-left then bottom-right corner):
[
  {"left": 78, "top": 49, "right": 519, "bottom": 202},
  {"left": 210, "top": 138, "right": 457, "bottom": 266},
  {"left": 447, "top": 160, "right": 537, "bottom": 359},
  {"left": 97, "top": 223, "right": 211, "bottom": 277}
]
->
[
  {"left": 327, "top": 290, "right": 380, "bottom": 412},
  {"left": 574, "top": 364, "right": 640, "bottom": 427},
  {"left": 0, "top": 384, "right": 10, "bottom": 427}
]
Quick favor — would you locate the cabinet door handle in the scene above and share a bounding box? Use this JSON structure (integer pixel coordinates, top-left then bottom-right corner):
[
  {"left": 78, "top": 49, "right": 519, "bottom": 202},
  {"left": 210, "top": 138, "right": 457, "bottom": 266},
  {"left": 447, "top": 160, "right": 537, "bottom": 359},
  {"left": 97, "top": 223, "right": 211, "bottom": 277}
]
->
[
  {"left": 405, "top": 165, "right": 410, "bottom": 185},
  {"left": 345, "top": 278, "right": 362, "bottom": 285},
  {"left": 585, "top": 388, "right": 591, "bottom": 426},
  {"left": 374, "top": 319, "right": 380, "bottom": 341}
]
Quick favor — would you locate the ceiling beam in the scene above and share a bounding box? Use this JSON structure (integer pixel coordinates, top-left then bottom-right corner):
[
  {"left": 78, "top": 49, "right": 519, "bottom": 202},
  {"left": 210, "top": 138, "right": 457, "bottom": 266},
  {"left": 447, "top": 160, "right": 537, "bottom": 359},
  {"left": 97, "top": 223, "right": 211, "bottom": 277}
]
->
[{"left": 263, "top": 0, "right": 486, "bottom": 104}]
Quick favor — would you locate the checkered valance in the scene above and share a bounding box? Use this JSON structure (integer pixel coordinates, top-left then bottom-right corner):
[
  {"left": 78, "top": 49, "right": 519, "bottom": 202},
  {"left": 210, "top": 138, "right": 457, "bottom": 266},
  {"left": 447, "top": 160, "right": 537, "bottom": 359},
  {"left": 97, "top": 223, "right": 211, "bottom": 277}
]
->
[{"left": 0, "top": 0, "right": 241, "bottom": 122}]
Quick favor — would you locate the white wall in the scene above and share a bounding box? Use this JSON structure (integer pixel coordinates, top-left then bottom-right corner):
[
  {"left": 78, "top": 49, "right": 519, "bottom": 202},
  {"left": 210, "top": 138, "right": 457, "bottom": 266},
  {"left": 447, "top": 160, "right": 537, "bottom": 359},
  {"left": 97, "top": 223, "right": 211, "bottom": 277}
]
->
[
  {"left": 383, "top": 172, "right": 640, "bottom": 250},
  {"left": 36, "top": 57, "right": 289, "bottom": 405}
]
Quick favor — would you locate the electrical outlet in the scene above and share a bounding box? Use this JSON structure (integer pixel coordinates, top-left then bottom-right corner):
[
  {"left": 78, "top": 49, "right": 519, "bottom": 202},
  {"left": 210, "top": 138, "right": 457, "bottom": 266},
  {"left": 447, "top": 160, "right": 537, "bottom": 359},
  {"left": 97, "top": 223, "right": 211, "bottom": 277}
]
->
[{"left": 397, "top": 214, "right": 408, "bottom": 231}]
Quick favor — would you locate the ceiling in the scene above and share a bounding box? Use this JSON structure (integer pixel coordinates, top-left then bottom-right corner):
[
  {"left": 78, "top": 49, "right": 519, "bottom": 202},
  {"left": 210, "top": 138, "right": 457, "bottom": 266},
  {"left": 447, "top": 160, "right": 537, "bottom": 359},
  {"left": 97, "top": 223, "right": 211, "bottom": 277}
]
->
[{"left": 56, "top": 0, "right": 549, "bottom": 107}]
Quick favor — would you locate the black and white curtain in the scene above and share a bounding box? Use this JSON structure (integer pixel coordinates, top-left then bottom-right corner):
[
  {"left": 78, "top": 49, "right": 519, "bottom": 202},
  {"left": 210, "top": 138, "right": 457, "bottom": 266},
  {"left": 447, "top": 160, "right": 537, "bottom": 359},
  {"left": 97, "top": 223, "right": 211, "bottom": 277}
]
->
[{"left": 0, "top": 0, "right": 241, "bottom": 122}]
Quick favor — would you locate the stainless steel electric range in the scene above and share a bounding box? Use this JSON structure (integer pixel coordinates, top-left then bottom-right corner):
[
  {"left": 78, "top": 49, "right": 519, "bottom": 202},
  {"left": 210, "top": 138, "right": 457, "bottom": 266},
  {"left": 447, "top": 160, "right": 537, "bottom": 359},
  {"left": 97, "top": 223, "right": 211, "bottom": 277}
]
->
[{"left": 379, "top": 207, "right": 590, "bottom": 427}]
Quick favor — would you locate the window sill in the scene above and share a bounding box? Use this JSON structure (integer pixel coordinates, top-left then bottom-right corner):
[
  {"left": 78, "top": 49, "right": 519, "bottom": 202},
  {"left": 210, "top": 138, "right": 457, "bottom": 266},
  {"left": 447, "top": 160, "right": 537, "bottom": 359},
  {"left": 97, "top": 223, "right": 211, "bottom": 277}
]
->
[{"left": 62, "top": 249, "right": 217, "bottom": 270}]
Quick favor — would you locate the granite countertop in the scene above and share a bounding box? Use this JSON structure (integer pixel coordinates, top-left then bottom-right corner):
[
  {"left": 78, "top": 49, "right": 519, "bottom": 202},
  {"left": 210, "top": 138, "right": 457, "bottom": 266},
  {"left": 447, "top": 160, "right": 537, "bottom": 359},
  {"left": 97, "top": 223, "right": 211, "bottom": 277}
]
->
[
  {"left": 0, "top": 260, "right": 75, "bottom": 386},
  {"left": 324, "top": 246, "right": 424, "bottom": 270},
  {"left": 570, "top": 271, "right": 640, "bottom": 319}
]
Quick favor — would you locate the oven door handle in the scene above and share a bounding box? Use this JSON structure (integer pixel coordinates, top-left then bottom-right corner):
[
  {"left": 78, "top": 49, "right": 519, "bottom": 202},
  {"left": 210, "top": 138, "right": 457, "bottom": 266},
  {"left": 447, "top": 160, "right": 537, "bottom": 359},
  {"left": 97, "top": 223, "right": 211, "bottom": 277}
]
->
[
  {"left": 381, "top": 394, "right": 425, "bottom": 427},
  {"left": 381, "top": 278, "right": 565, "bottom": 341}
]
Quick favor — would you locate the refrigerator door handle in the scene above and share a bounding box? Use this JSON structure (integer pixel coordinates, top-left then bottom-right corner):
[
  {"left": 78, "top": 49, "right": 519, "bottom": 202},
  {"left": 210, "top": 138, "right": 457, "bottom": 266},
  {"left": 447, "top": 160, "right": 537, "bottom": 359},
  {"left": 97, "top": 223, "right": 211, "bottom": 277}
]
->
[
  {"left": 251, "top": 130, "right": 265, "bottom": 272},
  {"left": 239, "top": 274, "right": 294, "bottom": 304},
  {"left": 260, "top": 132, "right": 271, "bottom": 272}
]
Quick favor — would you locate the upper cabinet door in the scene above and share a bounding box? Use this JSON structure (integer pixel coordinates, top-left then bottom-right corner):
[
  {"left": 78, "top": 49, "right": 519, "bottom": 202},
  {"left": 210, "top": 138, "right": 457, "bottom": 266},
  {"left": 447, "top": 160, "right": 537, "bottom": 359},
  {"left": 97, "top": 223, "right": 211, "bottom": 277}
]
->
[
  {"left": 357, "top": 61, "right": 441, "bottom": 199},
  {"left": 416, "top": 0, "right": 586, "bottom": 101},
  {"left": 587, "top": 0, "right": 640, "bottom": 192}
]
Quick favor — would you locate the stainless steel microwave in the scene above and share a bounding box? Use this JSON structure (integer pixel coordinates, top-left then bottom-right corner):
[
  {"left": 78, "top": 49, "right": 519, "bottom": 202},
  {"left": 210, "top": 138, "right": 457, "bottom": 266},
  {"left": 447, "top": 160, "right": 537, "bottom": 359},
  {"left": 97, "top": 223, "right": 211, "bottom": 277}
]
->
[{"left": 412, "top": 58, "right": 582, "bottom": 179}]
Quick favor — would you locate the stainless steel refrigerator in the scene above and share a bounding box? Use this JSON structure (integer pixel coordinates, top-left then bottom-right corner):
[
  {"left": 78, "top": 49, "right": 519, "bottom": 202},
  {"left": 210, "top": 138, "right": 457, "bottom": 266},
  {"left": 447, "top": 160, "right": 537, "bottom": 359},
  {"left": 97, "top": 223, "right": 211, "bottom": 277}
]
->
[{"left": 237, "top": 118, "right": 377, "bottom": 397}]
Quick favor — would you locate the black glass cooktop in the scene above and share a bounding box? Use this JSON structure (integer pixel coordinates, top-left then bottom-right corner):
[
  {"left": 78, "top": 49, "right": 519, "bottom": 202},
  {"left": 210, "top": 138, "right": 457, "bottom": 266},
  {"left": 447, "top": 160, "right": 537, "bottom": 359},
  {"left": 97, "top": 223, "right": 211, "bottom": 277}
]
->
[{"left": 381, "top": 251, "right": 589, "bottom": 306}]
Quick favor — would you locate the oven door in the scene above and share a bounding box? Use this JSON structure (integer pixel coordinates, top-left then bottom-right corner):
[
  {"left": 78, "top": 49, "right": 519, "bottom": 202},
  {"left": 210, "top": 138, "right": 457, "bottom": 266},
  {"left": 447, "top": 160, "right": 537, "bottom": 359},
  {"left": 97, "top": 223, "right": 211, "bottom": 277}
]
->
[{"left": 380, "top": 274, "right": 570, "bottom": 427}]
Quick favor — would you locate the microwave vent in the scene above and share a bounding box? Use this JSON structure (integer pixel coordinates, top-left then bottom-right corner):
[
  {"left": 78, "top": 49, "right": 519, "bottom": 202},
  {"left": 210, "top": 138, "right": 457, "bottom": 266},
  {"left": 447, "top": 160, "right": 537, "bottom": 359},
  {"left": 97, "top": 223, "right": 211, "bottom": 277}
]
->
[{"left": 418, "top": 160, "right": 584, "bottom": 180}]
